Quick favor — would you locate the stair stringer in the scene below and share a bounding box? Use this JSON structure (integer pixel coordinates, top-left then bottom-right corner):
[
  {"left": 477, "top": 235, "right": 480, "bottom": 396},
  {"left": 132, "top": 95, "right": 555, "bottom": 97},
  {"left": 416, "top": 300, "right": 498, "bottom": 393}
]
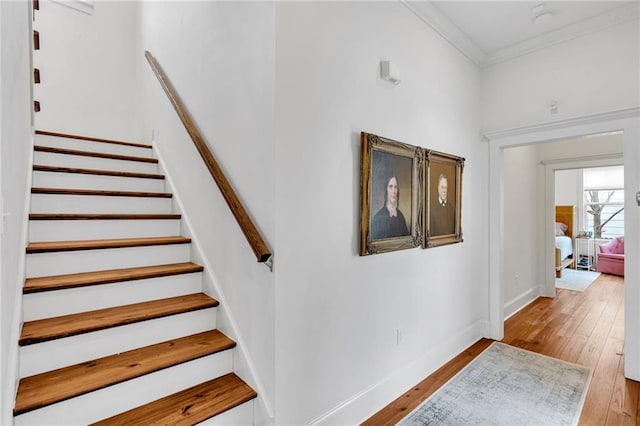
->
[
  {"left": 152, "top": 140, "right": 274, "bottom": 425},
  {"left": 2, "top": 131, "right": 35, "bottom": 426}
]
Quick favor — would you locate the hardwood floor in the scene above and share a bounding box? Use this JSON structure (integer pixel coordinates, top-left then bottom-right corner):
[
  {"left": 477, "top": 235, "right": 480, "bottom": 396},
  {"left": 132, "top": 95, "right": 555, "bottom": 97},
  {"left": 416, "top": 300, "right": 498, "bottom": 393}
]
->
[{"left": 363, "top": 273, "right": 636, "bottom": 425}]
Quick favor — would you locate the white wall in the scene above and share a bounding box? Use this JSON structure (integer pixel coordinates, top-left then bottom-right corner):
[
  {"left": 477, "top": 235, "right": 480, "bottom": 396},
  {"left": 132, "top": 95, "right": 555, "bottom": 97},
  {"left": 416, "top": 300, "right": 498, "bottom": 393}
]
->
[
  {"left": 137, "top": 2, "right": 276, "bottom": 422},
  {"left": 482, "top": 20, "right": 639, "bottom": 132},
  {"left": 502, "top": 145, "right": 539, "bottom": 317},
  {"left": 133, "top": 3, "right": 489, "bottom": 423},
  {"left": 537, "top": 134, "right": 624, "bottom": 162},
  {"left": 555, "top": 169, "right": 579, "bottom": 207},
  {"left": 0, "top": 1, "right": 33, "bottom": 422},
  {"left": 275, "top": 2, "right": 487, "bottom": 424},
  {"left": 33, "top": 1, "right": 140, "bottom": 140}
]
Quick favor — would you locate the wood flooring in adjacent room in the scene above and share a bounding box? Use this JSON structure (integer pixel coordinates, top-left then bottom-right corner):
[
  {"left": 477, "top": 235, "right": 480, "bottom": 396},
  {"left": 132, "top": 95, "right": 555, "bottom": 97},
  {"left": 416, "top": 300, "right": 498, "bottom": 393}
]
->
[{"left": 362, "top": 273, "right": 636, "bottom": 425}]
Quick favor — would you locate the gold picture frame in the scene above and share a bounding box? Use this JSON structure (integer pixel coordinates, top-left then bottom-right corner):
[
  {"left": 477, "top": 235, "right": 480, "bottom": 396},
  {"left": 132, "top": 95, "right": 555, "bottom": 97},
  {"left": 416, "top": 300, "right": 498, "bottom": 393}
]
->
[
  {"left": 424, "top": 150, "right": 464, "bottom": 248},
  {"left": 359, "top": 132, "right": 423, "bottom": 255}
]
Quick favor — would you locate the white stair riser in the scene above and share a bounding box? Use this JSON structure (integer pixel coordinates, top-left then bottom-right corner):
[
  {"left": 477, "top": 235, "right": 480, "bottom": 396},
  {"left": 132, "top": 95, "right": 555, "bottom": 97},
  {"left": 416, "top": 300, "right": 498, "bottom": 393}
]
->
[
  {"left": 35, "top": 135, "right": 153, "bottom": 158},
  {"left": 16, "top": 136, "right": 249, "bottom": 426},
  {"left": 20, "top": 308, "right": 217, "bottom": 377},
  {"left": 29, "top": 219, "right": 181, "bottom": 241},
  {"left": 27, "top": 244, "right": 191, "bottom": 277},
  {"left": 23, "top": 272, "right": 203, "bottom": 321},
  {"left": 30, "top": 194, "right": 174, "bottom": 214},
  {"left": 32, "top": 170, "right": 167, "bottom": 192},
  {"left": 15, "top": 351, "right": 233, "bottom": 425},
  {"left": 34, "top": 151, "right": 159, "bottom": 175},
  {"left": 199, "top": 400, "right": 254, "bottom": 426}
]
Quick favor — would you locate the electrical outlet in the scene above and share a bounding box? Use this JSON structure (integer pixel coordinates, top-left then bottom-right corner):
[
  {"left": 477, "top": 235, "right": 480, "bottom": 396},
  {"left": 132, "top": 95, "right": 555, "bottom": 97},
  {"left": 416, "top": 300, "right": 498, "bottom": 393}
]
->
[{"left": 396, "top": 329, "right": 403, "bottom": 345}]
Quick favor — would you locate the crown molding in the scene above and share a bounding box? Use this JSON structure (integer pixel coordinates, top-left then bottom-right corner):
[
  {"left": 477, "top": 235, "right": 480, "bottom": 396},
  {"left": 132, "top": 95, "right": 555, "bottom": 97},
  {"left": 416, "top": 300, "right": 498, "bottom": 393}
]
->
[
  {"left": 403, "top": 1, "right": 638, "bottom": 69},
  {"left": 401, "top": 0, "right": 485, "bottom": 67},
  {"left": 540, "top": 152, "right": 623, "bottom": 166},
  {"left": 51, "top": 0, "right": 94, "bottom": 15},
  {"left": 483, "top": 107, "right": 640, "bottom": 140},
  {"left": 485, "top": 2, "right": 639, "bottom": 67}
]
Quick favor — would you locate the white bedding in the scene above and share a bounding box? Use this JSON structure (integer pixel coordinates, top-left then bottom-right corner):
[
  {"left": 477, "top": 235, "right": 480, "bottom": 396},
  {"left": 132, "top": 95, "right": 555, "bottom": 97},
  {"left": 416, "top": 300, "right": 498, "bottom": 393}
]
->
[{"left": 555, "top": 236, "right": 573, "bottom": 261}]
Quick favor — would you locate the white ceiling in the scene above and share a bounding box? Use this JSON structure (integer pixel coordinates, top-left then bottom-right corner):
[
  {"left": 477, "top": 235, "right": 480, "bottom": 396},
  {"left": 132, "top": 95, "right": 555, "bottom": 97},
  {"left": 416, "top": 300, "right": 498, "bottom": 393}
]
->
[
  {"left": 403, "top": 1, "right": 639, "bottom": 67},
  {"left": 432, "top": 1, "right": 633, "bottom": 54}
]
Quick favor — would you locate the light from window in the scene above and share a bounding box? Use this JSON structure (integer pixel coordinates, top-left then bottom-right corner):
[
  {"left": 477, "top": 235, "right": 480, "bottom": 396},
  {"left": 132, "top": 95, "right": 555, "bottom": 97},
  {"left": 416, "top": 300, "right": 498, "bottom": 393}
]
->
[{"left": 583, "top": 166, "right": 624, "bottom": 239}]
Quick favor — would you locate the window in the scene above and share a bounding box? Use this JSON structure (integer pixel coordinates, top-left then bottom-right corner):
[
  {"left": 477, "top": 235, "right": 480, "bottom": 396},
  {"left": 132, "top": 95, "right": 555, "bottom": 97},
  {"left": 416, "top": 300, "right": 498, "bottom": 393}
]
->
[{"left": 583, "top": 166, "right": 624, "bottom": 239}]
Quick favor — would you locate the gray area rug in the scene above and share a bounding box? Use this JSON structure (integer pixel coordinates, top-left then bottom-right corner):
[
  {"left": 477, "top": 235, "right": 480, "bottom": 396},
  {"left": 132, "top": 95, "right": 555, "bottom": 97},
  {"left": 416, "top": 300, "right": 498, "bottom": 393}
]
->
[
  {"left": 397, "top": 342, "right": 592, "bottom": 426},
  {"left": 556, "top": 268, "right": 600, "bottom": 292}
]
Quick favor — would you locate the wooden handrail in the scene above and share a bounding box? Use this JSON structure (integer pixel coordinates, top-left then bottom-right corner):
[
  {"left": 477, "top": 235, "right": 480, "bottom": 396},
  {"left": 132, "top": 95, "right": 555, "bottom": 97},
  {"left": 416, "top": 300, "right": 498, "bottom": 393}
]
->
[{"left": 145, "top": 51, "right": 272, "bottom": 264}]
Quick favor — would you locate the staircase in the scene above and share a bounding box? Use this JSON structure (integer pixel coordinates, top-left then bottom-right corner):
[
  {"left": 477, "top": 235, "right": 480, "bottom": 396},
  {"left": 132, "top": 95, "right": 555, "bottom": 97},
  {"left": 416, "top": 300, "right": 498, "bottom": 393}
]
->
[{"left": 13, "top": 131, "right": 257, "bottom": 425}]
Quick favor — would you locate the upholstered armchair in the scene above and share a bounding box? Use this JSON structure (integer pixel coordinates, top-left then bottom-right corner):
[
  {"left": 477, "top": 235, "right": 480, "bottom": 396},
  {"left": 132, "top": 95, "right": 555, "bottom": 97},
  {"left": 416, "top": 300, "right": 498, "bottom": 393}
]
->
[{"left": 597, "top": 236, "right": 624, "bottom": 276}]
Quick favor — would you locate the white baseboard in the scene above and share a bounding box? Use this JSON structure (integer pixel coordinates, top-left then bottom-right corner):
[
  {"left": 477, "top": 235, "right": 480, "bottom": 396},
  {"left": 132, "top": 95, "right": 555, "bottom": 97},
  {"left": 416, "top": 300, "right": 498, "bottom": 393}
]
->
[
  {"left": 307, "top": 320, "right": 488, "bottom": 426},
  {"left": 504, "top": 286, "right": 542, "bottom": 320},
  {"left": 2, "top": 130, "right": 35, "bottom": 425}
]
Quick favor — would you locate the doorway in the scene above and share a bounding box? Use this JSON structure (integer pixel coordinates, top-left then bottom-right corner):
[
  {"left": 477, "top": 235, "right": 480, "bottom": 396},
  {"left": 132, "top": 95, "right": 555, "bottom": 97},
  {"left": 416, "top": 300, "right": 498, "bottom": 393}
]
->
[
  {"left": 500, "top": 134, "right": 623, "bottom": 317},
  {"left": 555, "top": 165, "right": 625, "bottom": 292},
  {"left": 485, "top": 109, "right": 640, "bottom": 380}
]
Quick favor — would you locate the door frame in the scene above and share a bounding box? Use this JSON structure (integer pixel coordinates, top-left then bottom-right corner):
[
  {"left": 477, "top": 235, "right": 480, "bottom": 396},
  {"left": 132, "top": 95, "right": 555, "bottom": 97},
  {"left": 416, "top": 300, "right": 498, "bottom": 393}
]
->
[{"left": 484, "top": 107, "right": 640, "bottom": 380}]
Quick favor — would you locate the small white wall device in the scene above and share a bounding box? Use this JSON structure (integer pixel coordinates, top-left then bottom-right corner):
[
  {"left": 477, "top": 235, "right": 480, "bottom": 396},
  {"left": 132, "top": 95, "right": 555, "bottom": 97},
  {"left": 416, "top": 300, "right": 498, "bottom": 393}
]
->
[{"left": 380, "top": 61, "right": 401, "bottom": 85}]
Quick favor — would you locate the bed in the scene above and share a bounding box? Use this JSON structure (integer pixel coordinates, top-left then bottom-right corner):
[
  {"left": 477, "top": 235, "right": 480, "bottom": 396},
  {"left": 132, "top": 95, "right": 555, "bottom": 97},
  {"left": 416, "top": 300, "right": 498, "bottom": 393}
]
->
[{"left": 555, "top": 205, "right": 575, "bottom": 278}]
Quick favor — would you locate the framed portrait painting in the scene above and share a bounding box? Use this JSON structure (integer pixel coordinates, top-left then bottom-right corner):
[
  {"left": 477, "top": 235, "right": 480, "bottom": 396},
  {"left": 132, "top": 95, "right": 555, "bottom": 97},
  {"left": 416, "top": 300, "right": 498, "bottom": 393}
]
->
[
  {"left": 424, "top": 150, "right": 464, "bottom": 248},
  {"left": 359, "top": 132, "right": 423, "bottom": 255}
]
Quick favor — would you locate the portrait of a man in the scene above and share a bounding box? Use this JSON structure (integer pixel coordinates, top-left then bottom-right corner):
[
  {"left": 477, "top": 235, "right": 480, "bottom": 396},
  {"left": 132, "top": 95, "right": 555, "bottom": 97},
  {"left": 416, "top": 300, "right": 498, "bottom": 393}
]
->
[
  {"left": 430, "top": 171, "right": 455, "bottom": 236},
  {"left": 425, "top": 151, "right": 464, "bottom": 247}
]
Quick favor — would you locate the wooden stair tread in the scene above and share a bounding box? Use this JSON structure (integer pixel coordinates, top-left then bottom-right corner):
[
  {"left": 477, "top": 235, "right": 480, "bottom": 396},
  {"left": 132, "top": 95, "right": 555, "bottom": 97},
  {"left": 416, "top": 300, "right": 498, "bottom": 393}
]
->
[
  {"left": 29, "top": 213, "right": 181, "bottom": 220},
  {"left": 19, "top": 293, "right": 219, "bottom": 346},
  {"left": 91, "top": 373, "right": 256, "bottom": 426},
  {"left": 26, "top": 236, "right": 190, "bottom": 254},
  {"left": 36, "top": 130, "right": 152, "bottom": 149},
  {"left": 33, "top": 164, "right": 165, "bottom": 180},
  {"left": 24, "top": 262, "right": 203, "bottom": 293},
  {"left": 21, "top": 132, "right": 257, "bottom": 423},
  {"left": 35, "top": 145, "right": 158, "bottom": 164},
  {"left": 31, "top": 187, "right": 172, "bottom": 198},
  {"left": 14, "top": 330, "right": 235, "bottom": 416}
]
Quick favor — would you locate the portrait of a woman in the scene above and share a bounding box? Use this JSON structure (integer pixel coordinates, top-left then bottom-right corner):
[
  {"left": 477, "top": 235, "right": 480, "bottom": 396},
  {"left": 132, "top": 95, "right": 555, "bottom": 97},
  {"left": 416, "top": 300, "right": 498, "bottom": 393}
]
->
[{"left": 371, "top": 173, "right": 409, "bottom": 239}]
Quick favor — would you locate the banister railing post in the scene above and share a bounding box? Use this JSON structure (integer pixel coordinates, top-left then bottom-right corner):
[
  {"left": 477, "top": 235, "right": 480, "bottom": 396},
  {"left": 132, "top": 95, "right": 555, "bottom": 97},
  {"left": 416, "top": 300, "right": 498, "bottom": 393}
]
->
[{"left": 145, "top": 51, "right": 272, "bottom": 266}]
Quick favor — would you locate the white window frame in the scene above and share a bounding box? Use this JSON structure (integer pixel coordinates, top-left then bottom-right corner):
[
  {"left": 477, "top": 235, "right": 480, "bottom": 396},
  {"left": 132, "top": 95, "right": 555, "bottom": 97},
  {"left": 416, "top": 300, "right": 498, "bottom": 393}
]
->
[{"left": 582, "top": 177, "right": 625, "bottom": 239}]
